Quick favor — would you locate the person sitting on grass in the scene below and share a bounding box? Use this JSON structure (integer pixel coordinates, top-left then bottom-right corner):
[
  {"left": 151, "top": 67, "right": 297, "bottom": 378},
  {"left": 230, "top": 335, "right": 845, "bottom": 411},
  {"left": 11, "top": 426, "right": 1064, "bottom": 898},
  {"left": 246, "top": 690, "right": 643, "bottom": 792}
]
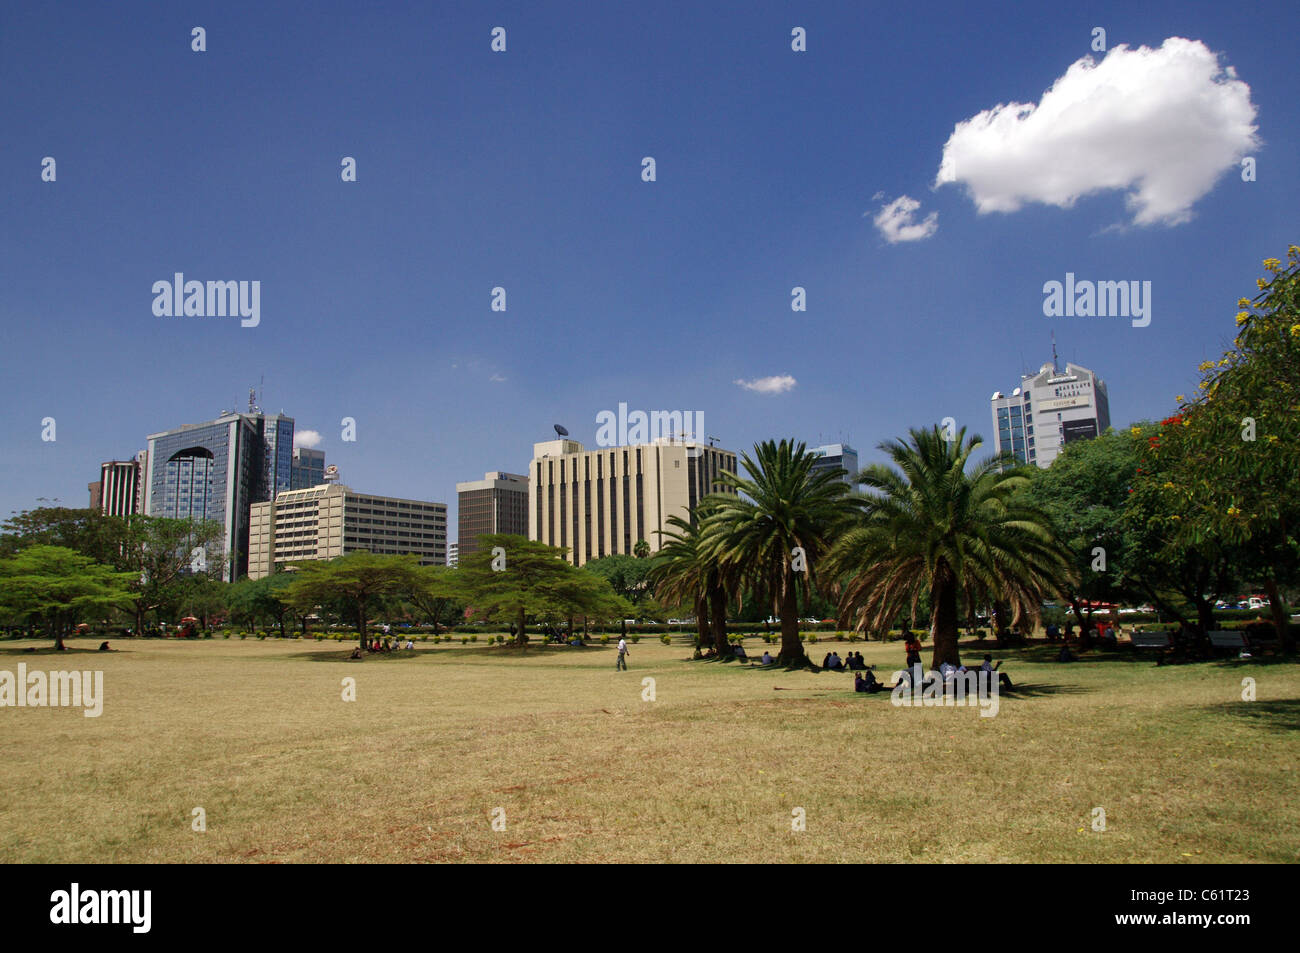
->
[
  {"left": 733, "top": 642, "right": 748, "bottom": 660},
  {"left": 1057, "top": 642, "right": 1074, "bottom": 663},
  {"left": 349, "top": 647, "right": 363, "bottom": 660},
  {"left": 854, "top": 672, "right": 867, "bottom": 692},
  {"left": 980, "top": 653, "right": 1013, "bottom": 689},
  {"left": 98, "top": 641, "right": 112, "bottom": 652},
  {"left": 761, "top": 650, "right": 773, "bottom": 666}
]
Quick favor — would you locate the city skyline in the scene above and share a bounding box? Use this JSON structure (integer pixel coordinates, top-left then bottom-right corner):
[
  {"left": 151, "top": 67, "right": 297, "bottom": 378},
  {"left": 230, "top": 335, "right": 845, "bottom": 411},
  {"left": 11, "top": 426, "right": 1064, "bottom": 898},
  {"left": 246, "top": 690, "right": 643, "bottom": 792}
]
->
[{"left": 4, "top": 2, "right": 1294, "bottom": 538}]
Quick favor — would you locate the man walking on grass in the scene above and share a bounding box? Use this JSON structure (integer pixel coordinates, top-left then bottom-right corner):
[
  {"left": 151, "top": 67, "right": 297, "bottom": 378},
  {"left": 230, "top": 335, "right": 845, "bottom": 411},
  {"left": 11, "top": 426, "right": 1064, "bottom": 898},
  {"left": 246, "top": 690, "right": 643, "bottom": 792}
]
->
[{"left": 616, "top": 636, "right": 629, "bottom": 671}]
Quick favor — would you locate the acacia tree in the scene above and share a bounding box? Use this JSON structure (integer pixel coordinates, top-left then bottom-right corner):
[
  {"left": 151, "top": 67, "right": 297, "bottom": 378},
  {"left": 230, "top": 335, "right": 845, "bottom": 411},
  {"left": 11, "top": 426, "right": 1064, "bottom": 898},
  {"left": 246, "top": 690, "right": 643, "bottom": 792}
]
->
[
  {"left": 825, "top": 426, "right": 1070, "bottom": 668},
  {"left": 405, "top": 564, "right": 462, "bottom": 635},
  {"left": 283, "top": 552, "right": 422, "bottom": 647},
  {"left": 0, "top": 546, "right": 136, "bottom": 649},
  {"left": 453, "top": 534, "right": 629, "bottom": 646}
]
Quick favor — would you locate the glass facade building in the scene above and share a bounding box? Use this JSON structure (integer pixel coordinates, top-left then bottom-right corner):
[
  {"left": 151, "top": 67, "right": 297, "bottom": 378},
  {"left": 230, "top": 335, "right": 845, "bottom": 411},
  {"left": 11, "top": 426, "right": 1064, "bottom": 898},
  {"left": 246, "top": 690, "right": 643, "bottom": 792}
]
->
[{"left": 145, "top": 411, "right": 295, "bottom": 580}]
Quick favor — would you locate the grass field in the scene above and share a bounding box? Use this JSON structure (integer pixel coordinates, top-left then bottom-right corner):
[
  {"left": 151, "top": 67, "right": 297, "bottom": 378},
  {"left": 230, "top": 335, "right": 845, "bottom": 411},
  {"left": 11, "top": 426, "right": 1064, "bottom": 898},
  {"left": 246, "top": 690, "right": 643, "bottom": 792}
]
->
[{"left": 2, "top": 634, "right": 1298, "bottom": 863}]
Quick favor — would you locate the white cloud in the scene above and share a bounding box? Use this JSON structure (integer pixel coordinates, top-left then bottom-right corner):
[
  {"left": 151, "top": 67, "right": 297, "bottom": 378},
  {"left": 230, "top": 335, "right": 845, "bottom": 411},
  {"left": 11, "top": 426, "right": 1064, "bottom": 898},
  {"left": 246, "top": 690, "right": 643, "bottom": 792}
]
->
[
  {"left": 935, "top": 37, "right": 1259, "bottom": 226},
  {"left": 734, "top": 374, "right": 797, "bottom": 395},
  {"left": 489, "top": 373, "right": 507, "bottom": 383},
  {"left": 872, "top": 195, "right": 939, "bottom": 243},
  {"left": 294, "top": 430, "right": 322, "bottom": 449}
]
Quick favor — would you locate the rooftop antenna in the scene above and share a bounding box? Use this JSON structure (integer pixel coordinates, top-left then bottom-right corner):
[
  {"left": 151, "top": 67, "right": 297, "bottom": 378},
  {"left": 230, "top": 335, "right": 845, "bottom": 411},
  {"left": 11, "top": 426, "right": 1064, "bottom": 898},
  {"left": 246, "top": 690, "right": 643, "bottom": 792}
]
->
[
  {"left": 248, "top": 386, "right": 257, "bottom": 414},
  {"left": 1051, "top": 332, "right": 1059, "bottom": 373},
  {"left": 707, "top": 435, "right": 718, "bottom": 447},
  {"left": 553, "top": 424, "right": 569, "bottom": 438}
]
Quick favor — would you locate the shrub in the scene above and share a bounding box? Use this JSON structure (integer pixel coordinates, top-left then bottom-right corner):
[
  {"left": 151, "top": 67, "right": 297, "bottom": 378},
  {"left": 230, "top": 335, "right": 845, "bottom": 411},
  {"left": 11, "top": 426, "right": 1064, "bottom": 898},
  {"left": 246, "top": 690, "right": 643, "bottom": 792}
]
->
[
  {"left": 630, "top": 634, "right": 641, "bottom": 644},
  {"left": 461, "top": 636, "right": 469, "bottom": 644},
  {"left": 807, "top": 633, "right": 818, "bottom": 644},
  {"left": 222, "top": 632, "right": 231, "bottom": 639},
  {"left": 239, "top": 632, "right": 247, "bottom": 640},
  {"left": 847, "top": 633, "right": 860, "bottom": 643},
  {"left": 600, "top": 634, "right": 610, "bottom": 645},
  {"left": 420, "top": 635, "right": 429, "bottom": 642},
  {"left": 496, "top": 635, "right": 505, "bottom": 644},
  {"left": 470, "top": 634, "right": 479, "bottom": 643},
  {"left": 660, "top": 633, "right": 672, "bottom": 645}
]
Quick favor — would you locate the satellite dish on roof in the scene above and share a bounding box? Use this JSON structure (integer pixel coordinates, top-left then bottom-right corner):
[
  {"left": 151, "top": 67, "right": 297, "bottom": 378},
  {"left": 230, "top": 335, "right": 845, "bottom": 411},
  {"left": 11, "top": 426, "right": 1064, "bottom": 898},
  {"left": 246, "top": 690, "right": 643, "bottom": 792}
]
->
[{"left": 554, "top": 424, "right": 569, "bottom": 437}]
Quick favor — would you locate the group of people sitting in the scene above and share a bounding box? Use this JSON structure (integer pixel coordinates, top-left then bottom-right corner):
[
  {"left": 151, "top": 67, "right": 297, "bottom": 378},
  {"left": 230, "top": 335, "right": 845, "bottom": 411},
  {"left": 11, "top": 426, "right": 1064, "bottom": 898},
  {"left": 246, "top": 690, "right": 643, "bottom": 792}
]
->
[
  {"left": 896, "top": 654, "right": 1014, "bottom": 691},
  {"left": 853, "top": 667, "right": 888, "bottom": 692},
  {"left": 821, "top": 651, "right": 868, "bottom": 671}
]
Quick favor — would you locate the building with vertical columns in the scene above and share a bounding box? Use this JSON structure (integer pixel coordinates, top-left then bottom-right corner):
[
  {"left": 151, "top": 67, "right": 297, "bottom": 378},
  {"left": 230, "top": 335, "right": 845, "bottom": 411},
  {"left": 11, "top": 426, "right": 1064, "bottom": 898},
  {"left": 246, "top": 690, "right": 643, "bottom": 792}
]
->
[
  {"left": 96, "top": 452, "right": 147, "bottom": 516},
  {"left": 456, "top": 471, "right": 529, "bottom": 559},
  {"left": 991, "top": 358, "right": 1110, "bottom": 469},
  {"left": 528, "top": 437, "right": 737, "bottom": 566}
]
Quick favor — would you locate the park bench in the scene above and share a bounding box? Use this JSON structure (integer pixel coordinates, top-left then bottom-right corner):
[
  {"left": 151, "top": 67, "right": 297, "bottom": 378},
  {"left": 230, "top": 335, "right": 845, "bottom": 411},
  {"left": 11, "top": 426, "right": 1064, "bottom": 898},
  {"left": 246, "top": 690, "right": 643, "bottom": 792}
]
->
[
  {"left": 1129, "top": 630, "right": 1173, "bottom": 664},
  {"left": 1207, "top": 630, "right": 1250, "bottom": 656}
]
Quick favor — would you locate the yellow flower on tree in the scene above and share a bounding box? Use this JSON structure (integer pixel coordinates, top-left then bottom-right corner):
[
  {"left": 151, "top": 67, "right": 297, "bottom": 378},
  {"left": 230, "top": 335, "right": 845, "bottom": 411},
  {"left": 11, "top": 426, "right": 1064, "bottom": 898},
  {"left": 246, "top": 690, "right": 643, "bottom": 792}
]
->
[
  {"left": 1236, "top": 312, "right": 1250, "bottom": 326},
  {"left": 1263, "top": 258, "right": 1282, "bottom": 272}
]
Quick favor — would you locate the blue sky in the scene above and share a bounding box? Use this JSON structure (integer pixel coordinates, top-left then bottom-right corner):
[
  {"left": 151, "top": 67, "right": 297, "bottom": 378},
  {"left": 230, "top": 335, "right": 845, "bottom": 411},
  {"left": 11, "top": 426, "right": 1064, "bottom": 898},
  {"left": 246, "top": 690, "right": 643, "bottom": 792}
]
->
[{"left": 2, "top": 0, "right": 1296, "bottom": 532}]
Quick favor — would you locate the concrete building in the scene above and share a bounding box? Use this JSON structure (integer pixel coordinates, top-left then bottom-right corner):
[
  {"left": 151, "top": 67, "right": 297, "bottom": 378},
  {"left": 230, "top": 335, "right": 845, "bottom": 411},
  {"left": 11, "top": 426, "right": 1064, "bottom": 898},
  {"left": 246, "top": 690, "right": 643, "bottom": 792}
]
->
[
  {"left": 991, "top": 358, "right": 1111, "bottom": 468},
  {"left": 247, "top": 483, "right": 447, "bottom": 578},
  {"left": 456, "top": 471, "right": 529, "bottom": 559},
  {"left": 290, "top": 447, "right": 326, "bottom": 490},
  {"left": 144, "top": 406, "right": 295, "bottom": 580},
  {"left": 94, "top": 452, "right": 147, "bottom": 517},
  {"left": 529, "top": 436, "right": 737, "bottom": 566},
  {"left": 446, "top": 542, "right": 458, "bottom": 568},
  {"left": 808, "top": 443, "right": 859, "bottom": 486}
]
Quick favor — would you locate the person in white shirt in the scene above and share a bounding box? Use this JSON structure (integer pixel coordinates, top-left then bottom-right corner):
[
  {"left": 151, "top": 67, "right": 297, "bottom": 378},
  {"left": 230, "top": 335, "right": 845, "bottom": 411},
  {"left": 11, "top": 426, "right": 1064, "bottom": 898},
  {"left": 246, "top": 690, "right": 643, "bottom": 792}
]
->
[{"left": 616, "top": 637, "right": 629, "bottom": 671}]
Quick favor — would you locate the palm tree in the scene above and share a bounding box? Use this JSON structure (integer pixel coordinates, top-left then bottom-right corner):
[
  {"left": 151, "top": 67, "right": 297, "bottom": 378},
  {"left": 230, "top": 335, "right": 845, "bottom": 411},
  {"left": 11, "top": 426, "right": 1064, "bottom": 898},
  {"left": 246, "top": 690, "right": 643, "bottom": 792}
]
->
[
  {"left": 825, "top": 426, "right": 1071, "bottom": 668},
  {"left": 702, "top": 439, "right": 859, "bottom": 667},
  {"left": 648, "top": 514, "right": 713, "bottom": 652}
]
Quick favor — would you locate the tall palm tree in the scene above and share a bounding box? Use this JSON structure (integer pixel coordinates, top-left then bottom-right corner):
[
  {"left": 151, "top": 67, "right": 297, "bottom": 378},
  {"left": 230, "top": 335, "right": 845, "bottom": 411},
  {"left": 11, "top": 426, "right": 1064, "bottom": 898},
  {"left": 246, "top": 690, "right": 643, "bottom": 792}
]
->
[
  {"left": 702, "top": 439, "right": 860, "bottom": 667},
  {"left": 825, "top": 426, "right": 1072, "bottom": 668}
]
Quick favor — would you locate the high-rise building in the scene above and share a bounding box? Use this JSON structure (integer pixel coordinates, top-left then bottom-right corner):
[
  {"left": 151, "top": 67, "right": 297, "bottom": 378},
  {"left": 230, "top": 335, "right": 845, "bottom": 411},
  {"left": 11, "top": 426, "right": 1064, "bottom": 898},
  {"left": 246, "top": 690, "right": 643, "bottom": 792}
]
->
[
  {"left": 991, "top": 358, "right": 1110, "bottom": 468},
  {"left": 529, "top": 437, "right": 737, "bottom": 566},
  {"left": 96, "top": 453, "right": 147, "bottom": 517},
  {"left": 144, "top": 409, "right": 295, "bottom": 580},
  {"left": 808, "top": 443, "right": 859, "bottom": 486},
  {"left": 88, "top": 481, "right": 102, "bottom": 511},
  {"left": 247, "top": 484, "right": 447, "bottom": 578},
  {"left": 456, "top": 471, "right": 529, "bottom": 559},
  {"left": 446, "top": 542, "right": 458, "bottom": 568},
  {"left": 290, "top": 447, "right": 326, "bottom": 489}
]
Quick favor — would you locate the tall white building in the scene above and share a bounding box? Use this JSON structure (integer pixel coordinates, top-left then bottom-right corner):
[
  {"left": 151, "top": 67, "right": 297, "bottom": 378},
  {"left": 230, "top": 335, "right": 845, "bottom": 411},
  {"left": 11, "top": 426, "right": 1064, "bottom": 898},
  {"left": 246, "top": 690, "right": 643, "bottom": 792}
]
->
[
  {"left": 529, "top": 437, "right": 737, "bottom": 565},
  {"left": 991, "top": 359, "right": 1110, "bottom": 468},
  {"left": 808, "top": 443, "right": 859, "bottom": 485}
]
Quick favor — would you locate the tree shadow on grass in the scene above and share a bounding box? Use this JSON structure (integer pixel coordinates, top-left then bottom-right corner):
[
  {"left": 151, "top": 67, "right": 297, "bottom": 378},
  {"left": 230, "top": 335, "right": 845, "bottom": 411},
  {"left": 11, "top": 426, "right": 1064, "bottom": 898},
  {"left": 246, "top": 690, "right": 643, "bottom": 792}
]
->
[{"left": 1199, "top": 698, "right": 1300, "bottom": 733}]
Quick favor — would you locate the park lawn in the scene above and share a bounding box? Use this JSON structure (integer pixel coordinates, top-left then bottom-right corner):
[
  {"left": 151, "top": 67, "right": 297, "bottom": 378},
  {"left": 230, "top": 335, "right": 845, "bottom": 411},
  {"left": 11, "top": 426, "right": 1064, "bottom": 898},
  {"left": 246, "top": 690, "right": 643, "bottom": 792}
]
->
[{"left": 1, "top": 635, "right": 1297, "bottom": 864}]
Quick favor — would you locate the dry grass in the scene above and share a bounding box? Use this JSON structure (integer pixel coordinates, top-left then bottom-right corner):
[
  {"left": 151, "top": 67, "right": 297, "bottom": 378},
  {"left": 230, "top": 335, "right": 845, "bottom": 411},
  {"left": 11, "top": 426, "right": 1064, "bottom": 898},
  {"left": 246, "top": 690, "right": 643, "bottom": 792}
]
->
[{"left": 1, "top": 635, "right": 1297, "bottom": 863}]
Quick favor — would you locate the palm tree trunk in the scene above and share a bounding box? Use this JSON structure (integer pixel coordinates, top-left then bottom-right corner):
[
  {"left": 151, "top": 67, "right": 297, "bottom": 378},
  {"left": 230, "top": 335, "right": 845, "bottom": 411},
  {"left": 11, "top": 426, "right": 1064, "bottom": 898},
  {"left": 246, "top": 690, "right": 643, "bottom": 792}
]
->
[
  {"left": 929, "top": 570, "right": 961, "bottom": 668},
  {"left": 709, "top": 578, "right": 728, "bottom": 655},
  {"left": 694, "top": 595, "right": 709, "bottom": 649},
  {"left": 777, "top": 569, "right": 806, "bottom": 666}
]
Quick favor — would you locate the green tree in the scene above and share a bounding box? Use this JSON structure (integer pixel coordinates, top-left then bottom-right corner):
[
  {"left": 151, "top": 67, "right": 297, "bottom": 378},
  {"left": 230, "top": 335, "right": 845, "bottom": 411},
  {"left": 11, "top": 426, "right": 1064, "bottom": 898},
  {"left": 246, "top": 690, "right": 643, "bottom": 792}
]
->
[
  {"left": 282, "top": 552, "right": 422, "bottom": 647},
  {"left": 584, "top": 554, "right": 654, "bottom": 636},
  {"left": 702, "top": 439, "right": 859, "bottom": 667},
  {"left": 405, "top": 564, "right": 463, "bottom": 635},
  {"left": 649, "top": 514, "right": 715, "bottom": 652},
  {"left": 454, "top": 534, "right": 629, "bottom": 646},
  {"left": 0, "top": 546, "right": 136, "bottom": 649},
  {"left": 1144, "top": 249, "right": 1300, "bottom": 649},
  {"left": 825, "top": 426, "right": 1070, "bottom": 668},
  {"left": 228, "top": 574, "right": 297, "bottom": 636},
  {"left": 1021, "top": 428, "right": 1140, "bottom": 641}
]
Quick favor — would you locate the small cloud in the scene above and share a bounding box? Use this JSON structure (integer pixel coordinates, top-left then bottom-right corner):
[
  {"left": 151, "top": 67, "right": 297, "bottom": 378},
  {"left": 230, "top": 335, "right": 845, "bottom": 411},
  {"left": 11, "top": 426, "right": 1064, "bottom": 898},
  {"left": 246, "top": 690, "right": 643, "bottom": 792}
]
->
[
  {"left": 294, "top": 430, "right": 322, "bottom": 449},
  {"left": 871, "top": 190, "right": 885, "bottom": 201},
  {"left": 489, "top": 373, "right": 507, "bottom": 383},
  {"left": 872, "top": 195, "right": 939, "bottom": 243},
  {"left": 734, "top": 374, "right": 797, "bottom": 395}
]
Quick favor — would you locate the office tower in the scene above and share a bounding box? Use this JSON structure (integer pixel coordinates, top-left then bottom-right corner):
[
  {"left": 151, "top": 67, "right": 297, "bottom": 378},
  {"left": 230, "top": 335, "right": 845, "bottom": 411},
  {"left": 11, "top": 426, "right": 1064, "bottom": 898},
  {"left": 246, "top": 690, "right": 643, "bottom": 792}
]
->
[
  {"left": 144, "top": 408, "right": 295, "bottom": 580},
  {"left": 97, "top": 454, "right": 146, "bottom": 517},
  {"left": 456, "top": 471, "right": 529, "bottom": 559},
  {"left": 290, "top": 447, "right": 326, "bottom": 489},
  {"left": 808, "top": 443, "right": 859, "bottom": 486},
  {"left": 991, "top": 358, "right": 1110, "bottom": 468},
  {"left": 247, "top": 484, "right": 448, "bottom": 578},
  {"left": 528, "top": 437, "right": 737, "bottom": 566},
  {"left": 446, "top": 542, "right": 458, "bottom": 568}
]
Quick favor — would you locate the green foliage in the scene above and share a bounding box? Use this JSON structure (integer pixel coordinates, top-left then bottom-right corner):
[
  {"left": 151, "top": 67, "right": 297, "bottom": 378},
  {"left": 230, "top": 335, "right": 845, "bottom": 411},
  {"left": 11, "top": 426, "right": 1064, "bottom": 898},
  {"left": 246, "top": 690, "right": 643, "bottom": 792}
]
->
[
  {"left": 660, "top": 633, "right": 671, "bottom": 645},
  {"left": 282, "top": 551, "right": 422, "bottom": 645},
  {"left": 0, "top": 545, "right": 137, "bottom": 645}
]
